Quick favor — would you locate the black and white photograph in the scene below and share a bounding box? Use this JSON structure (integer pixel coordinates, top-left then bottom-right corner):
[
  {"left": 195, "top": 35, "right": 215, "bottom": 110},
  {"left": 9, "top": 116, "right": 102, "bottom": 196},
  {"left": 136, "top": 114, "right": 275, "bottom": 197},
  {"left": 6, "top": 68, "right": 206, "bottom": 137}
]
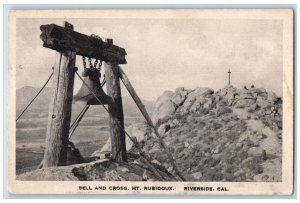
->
[{"left": 8, "top": 9, "right": 294, "bottom": 195}]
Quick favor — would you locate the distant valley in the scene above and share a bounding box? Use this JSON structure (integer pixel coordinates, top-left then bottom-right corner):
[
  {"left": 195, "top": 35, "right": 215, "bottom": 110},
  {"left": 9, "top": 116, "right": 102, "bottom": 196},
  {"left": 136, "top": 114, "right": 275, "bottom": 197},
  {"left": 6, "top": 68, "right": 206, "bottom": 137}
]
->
[{"left": 16, "top": 86, "right": 154, "bottom": 174}]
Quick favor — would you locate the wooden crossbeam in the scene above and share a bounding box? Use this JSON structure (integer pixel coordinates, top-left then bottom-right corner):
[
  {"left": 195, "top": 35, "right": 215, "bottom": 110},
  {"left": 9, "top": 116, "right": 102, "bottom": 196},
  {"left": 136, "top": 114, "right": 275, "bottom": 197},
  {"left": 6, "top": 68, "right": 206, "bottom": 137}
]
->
[{"left": 40, "top": 24, "right": 127, "bottom": 64}]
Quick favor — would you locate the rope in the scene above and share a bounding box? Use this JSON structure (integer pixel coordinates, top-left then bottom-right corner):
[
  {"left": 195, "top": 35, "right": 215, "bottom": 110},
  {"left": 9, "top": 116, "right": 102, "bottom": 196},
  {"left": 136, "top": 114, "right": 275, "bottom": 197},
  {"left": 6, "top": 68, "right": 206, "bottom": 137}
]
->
[
  {"left": 101, "top": 78, "right": 106, "bottom": 87},
  {"left": 75, "top": 72, "right": 137, "bottom": 145},
  {"left": 69, "top": 104, "right": 88, "bottom": 130},
  {"left": 68, "top": 77, "right": 106, "bottom": 139},
  {"left": 75, "top": 71, "right": 178, "bottom": 181},
  {"left": 16, "top": 70, "right": 54, "bottom": 121},
  {"left": 68, "top": 104, "right": 90, "bottom": 139}
]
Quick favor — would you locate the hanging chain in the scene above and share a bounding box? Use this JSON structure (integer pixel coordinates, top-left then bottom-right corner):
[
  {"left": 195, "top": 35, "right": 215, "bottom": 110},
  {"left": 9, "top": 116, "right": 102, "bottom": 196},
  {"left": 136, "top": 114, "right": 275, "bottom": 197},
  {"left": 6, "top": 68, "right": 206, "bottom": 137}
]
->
[
  {"left": 91, "top": 34, "right": 103, "bottom": 70},
  {"left": 94, "top": 59, "right": 99, "bottom": 69},
  {"left": 88, "top": 57, "right": 93, "bottom": 69},
  {"left": 82, "top": 56, "right": 87, "bottom": 70},
  {"left": 82, "top": 34, "right": 103, "bottom": 72}
]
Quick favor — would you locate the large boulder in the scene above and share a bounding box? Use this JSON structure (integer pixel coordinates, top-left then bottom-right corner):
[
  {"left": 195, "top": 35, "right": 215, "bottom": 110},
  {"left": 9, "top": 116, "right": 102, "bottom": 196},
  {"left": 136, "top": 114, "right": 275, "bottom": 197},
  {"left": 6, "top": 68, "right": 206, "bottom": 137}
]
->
[
  {"left": 251, "top": 88, "right": 267, "bottom": 95},
  {"left": 171, "top": 87, "right": 188, "bottom": 107},
  {"left": 216, "top": 85, "right": 237, "bottom": 97},
  {"left": 156, "top": 90, "right": 174, "bottom": 104},
  {"left": 239, "top": 92, "right": 256, "bottom": 99},
  {"left": 247, "top": 147, "right": 267, "bottom": 160},
  {"left": 267, "top": 91, "right": 279, "bottom": 104},
  {"left": 194, "top": 87, "right": 214, "bottom": 97},
  {"left": 203, "top": 97, "right": 214, "bottom": 110},
  {"left": 234, "top": 98, "right": 256, "bottom": 108},
  {"left": 153, "top": 101, "right": 176, "bottom": 124},
  {"left": 180, "top": 97, "right": 196, "bottom": 114},
  {"left": 180, "top": 87, "right": 214, "bottom": 114},
  {"left": 158, "top": 123, "right": 171, "bottom": 135},
  {"left": 256, "top": 99, "right": 270, "bottom": 109},
  {"left": 223, "top": 92, "right": 235, "bottom": 106},
  {"left": 152, "top": 90, "right": 176, "bottom": 124},
  {"left": 191, "top": 171, "right": 203, "bottom": 180}
]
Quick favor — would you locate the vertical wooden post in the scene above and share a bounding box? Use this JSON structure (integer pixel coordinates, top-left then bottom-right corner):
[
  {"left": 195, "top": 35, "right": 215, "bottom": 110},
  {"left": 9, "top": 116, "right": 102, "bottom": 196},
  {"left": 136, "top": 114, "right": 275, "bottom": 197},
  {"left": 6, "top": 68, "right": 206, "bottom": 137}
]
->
[
  {"left": 105, "top": 39, "right": 127, "bottom": 162},
  {"left": 42, "top": 22, "right": 76, "bottom": 167}
]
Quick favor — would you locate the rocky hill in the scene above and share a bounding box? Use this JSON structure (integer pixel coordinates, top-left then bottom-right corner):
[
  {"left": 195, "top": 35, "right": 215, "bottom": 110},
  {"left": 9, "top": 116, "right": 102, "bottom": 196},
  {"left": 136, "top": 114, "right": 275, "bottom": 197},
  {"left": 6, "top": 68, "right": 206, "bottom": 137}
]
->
[
  {"left": 17, "top": 85, "right": 282, "bottom": 182},
  {"left": 132, "top": 85, "right": 282, "bottom": 182}
]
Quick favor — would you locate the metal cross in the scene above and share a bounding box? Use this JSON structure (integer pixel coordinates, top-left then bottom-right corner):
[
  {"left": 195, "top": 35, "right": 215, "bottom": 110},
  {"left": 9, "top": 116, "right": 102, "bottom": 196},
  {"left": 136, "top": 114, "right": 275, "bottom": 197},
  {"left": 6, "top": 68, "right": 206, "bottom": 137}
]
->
[{"left": 228, "top": 69, "right": 231, "bottom": 85}]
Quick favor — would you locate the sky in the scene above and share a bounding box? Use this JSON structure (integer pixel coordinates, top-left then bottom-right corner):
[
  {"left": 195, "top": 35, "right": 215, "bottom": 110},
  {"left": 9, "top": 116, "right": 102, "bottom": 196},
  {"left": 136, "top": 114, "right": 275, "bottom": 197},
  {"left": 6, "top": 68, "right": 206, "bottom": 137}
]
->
[{"left": 16, "top": 18, "right": 283, "bottom": 100}]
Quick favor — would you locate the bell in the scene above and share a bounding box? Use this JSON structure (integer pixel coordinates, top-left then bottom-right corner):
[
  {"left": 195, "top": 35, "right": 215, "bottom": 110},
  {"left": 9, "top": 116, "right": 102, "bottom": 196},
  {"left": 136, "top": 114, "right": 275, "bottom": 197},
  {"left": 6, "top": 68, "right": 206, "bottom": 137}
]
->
[{"left": 73, "top": 68, "right": 112, "bottom": 105}]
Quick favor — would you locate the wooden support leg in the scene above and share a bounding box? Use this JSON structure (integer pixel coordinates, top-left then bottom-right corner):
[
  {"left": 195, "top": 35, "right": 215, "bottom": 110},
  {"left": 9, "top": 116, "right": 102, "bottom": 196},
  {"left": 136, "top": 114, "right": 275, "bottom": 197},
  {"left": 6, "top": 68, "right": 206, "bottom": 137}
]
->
[
  {"left": 42, "top": 22, "right": 76, "bottom": 167},
  {"left": 104, "top": 48, "right": 127, "bottom": 162}
]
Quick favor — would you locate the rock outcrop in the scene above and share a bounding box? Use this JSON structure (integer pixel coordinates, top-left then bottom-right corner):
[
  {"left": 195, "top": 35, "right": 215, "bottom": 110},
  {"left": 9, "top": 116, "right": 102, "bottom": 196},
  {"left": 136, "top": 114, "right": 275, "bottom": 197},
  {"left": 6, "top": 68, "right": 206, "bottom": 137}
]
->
[
  {"left": 152, "top": 85, "right": 282, "bottom": 130},
  {"left": 140, "top": 85, "right": 282, "bottom": 182},
  {"left": 17, "top": 156, "right": 177, "bottom": 181}
]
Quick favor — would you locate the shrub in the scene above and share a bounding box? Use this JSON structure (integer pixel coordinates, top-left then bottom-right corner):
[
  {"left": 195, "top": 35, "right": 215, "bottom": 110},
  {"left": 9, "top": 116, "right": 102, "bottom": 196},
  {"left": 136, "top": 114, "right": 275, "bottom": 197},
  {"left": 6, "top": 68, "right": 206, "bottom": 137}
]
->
[
  {"left": 186, "top": 115, "right": 195, "bottom": 123},
  {"left": 200, "top": 108, "right": 210, "bottom": 115},
  {"left": 209, "top": 110, "right": 216, "bottom": 116},
  {"left": 247, "top": 108, "right": 254, "bottom": 113},
  {"left": 227, "top": 131, "right": 239, "bottom": 141},
  {"left": 217, "top": 106, "right": 233, "bottom": 116},
  {"left": 197, "top": 121, "right": 206, "bottom": 129},
  {"left": 241, "top": 157, "right": 263, "bottom": 176},
  {"left": 226, "top": 155, "right": 236, "bottom": 165},
  {"left": 203, "top": 168, "right": 224, "bottom": 181},
  {"left": 155, "top": 153, "right": 168, "bottom": 163},
  {"left": 221, "top": 116, "right": 230, "bottom": 123},
  {"left": 237, "top": 150, "right": 248, "bottom": 160},
  {"left": 214, "top": 172, "right": 224, "bottom": 181},
  {"left": 172, "top": 113, "right": 187, "bottom": 122},
  {"left": 211, "top": 158, "right": 221, "bottom": 167},
  {"left": 224, "top": 173, "right": 235, "bottom": 181},
  {"left": 188, "top": 131, "right": 198, "bottom": 139},
  {"left": 172, "top": 138, "right": 180, "bottom": 146},
  {"left": 206, "top": 121, "right": 222, "bottom": 130},
  {"left": 156, "top": 116, "right": 172, "bottom": 127},
  {"left": 203, "top": 146, "right": 211, "bottom": 153},
  {"left": 174, "top": 144, "right": 185, "bottom": 154},
  {"left": 250, "top": 164, "right": 263, "bottom": 175}
]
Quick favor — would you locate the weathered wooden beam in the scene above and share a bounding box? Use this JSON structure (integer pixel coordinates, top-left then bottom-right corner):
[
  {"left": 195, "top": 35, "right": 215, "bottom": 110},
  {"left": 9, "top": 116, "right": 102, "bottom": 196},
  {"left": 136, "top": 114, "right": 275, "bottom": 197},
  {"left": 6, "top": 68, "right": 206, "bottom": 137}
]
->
[
  {"left": 119, "top": 67, "right": 185, "bottom": 181},
  {"left": 40, "top": 24, "right": 127, "bottom": 64},
  {"left": 42, "top": 22, "right": 76, "bottom": 167},
  {"left": 119, "top": 67, "right": 155, "bottom": 128},
  {"left": 104, "top": 40, "right": 127, "bottom": 161}
]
